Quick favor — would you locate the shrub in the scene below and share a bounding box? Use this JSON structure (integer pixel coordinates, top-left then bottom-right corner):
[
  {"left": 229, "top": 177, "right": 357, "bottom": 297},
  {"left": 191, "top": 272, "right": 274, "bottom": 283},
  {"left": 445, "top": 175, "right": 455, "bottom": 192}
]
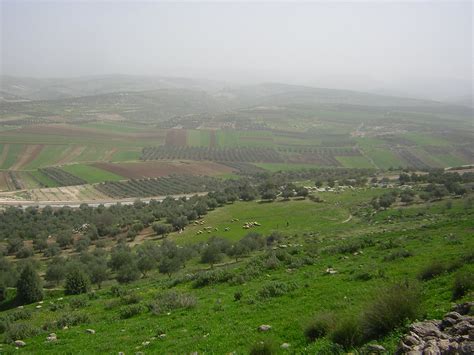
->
[
  {"left": 15, "top": 246, "right": 34, "bottom": 259},
  {"left": 452, "top": 270, "right": 474, "bottom": 300},
  {"left": 417, "top": 261, "right": 446, "bottom": 281},
  {"left": 65, "top": 268, "right": 90, "bottom": 295},
  {"left": 56, "top": 313, "right": 90, "bottom": 328},
  {"left": 5, "top": 323, "right": 41, "bottom": 343},
  {"left": 119, "top": 304, "right": 144, "bottom": 319},
  {"left": 16, "top": 264, "right": 43, "bottom": 304},
  {"left": 234, "top": 291, "right": 243, "bottom": 301},
  {"left": 361, "top": 282, "right": 421, "bottom": 339},
  {"left": 258, "top": 281, "right": 298, "bottom": 299},
  {"left": 69, "top": 296, "right": 89, "bottom": 309},
  {"left": 5, "top": 309, "right": 32, "bottom": 322},
  {"left": 249, "top": 339, "right": 278, "bottom": 355},
  {"left": 148, "top": 291, "right": 197, "bottom": 315},
  {"left": 193, "top": 269, "right": 232, "bottom": 288},
  {"left": 120, "top": 293, "right": 142, "bottom": 305},
  {"left": 304, "top": 312, "right": 335, "bottom": 342},
  {"left": 330, "top": 316, "right": 363, "bottom": 349},
  {"left": 383, "top": 249, "right": 413, "bottom": 262},
  {"left": 110, "top": 285, "right": 128, "bottom": 297}
]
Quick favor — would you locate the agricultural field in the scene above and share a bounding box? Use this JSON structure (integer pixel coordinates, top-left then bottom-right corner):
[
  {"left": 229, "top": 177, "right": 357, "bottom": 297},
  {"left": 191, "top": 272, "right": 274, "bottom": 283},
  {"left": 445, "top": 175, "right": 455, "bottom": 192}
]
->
[{"left": 0, "top": 183, "right": 473, "bottom": 353}]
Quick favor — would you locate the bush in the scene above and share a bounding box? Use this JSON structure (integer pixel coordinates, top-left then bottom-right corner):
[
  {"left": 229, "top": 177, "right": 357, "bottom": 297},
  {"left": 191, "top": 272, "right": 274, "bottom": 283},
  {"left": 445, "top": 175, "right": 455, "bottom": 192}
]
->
[
  {"left": 361, "top": 282, "right": 421, "bottom": 339},
  {"left": 383, "top": 249, "right": 413, "bottom": 261},
  {"left": 5, "top": 323, "right": 41, "bottom": 343},
  {"left": 16, "top": 264, "right": 43, "bottom": 304},
  {"left": 193, "top": 269, "right": 232, "bottom": 288},
  {"left": 5, "top": 309, "right": 32, "bottom": 322},
  {"left": 65, "top": 268, "right": 90, "bottom": 295},
  {"left": 258, "top": 281, "right": 298, "bottom": 299},
  {"left": 249, "top": 339, "right": 278, "bottom": 355},
  {"left": 234, "top": 291, "right": 243, "bottom": 301},
  {"left": 119, "top": 304, "right": 144, "bottom": 319},
  {"left": 452, "top": 270, "right": 474, "bottom": 300},
  {"left": 120, "top": 293, "right": 142, "bottom": 305},
  {"left": 417, "top": 261, "right": 446, "bottom": 281},
  {"left": 304, "top": 312, "right": 335, "bottom": 342},
  {"left": 330, "top": 316, "right": 363, "bottom": 349},
  {"left": 69, "top": 296, "right": 89, "bottom": 309},
  {"left": 148, "top": 291, "right": 197, "bottom": 315},
  {"left": 56, "top": 313, "right": 90, "bottom": 328},
  {"left": 110, "top": 285, "right": 128, "bottom": 297}
]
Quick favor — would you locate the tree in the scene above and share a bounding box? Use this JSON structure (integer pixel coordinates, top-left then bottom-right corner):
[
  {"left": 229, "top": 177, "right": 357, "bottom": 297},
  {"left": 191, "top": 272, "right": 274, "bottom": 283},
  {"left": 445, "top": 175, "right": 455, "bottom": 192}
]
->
[
  {"left": 296, "top": 187, "right": 309, "bottom": 198},
  {"left": 152, "top": 223, "right": 172, "bottom": 237},
  {"left": 158, "top": 256, "right": 182, "bottom": 278},
  {"left": 45, "top": 260, "right": 66, "bottom": 286},
  {"left": 137, "top": 254, "right": 156, "bottom": 277},
  {"left": 16, "top": 264, "right": 43, "bottom": 304},
  {"left": 228, "top": 242, "right": 250, "bottom": 261},
  {"left": 261, "top": 189, "right": 278, "bottom": 201},
  {"left": 315, "top": 180, "right": 323, "bottom": 188},
  {"left": 327, "top": 180, "right": 335, "bottom": 188},
  {"left": 281, "top": 188, "right": 294, "bottom": 200},
  {"left": 116, "top": 264, "right": 140, "bottom": 283},
  {"left": 65, "top": 267, "right": 90, "bottom": 295},
  {"left": 89, "top": 261, "right": 108, "bottom": 289},
  {"left": 201, "top": 243, "right": 224, "bottom": 268},
  {"left": 44, "top": 242, "right": 60, "bottom": 257}
]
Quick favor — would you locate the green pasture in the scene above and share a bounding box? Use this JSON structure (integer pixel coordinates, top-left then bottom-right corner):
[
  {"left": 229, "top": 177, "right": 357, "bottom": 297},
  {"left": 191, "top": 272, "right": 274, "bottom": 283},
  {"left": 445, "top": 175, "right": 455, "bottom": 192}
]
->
[
  {"left": 60, "top": 164, "right": 124, "bottom": 184},
  {"left": 186, "top": 130, "right": 211, "bottom": 147}
]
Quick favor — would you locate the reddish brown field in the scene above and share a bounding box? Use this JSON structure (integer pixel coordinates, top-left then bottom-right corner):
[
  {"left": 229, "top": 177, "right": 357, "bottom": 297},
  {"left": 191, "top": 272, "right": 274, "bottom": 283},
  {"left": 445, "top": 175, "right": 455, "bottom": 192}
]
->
[
  {"left": 93, "top": 160, "right": 235, "bottom": 179},
  {"left": 165, "top": 129, "right": 187, "bottom": 147}
]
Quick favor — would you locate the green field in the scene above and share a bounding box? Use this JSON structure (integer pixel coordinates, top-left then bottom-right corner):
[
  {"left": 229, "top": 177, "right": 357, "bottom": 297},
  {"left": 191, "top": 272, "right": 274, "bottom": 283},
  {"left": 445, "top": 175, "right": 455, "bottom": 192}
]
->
[
  {"left": 60, "top": 164, "right": 124, "bottom": 184},
  {"left": 187, "top": 130, "right": 210, "bottom": 147},
  {"left": 335, "top": 156, "right": 374, "bottom": 168}
]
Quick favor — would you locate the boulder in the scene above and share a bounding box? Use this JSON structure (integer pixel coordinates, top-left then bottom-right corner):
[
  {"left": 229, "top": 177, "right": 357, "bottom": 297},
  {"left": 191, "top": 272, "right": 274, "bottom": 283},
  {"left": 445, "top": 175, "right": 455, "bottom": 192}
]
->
[
  {"left": 14, "top": 340, "right": 26, "bottom": 347},
  {"left": 258, "top": 324, "right": 272, "bottom": 332},
  {"left": 86, "top": 329, "right": 96, "bottom": 334},
  {"left": 280, "top": 343, "right": 290, "bottom": 349}
]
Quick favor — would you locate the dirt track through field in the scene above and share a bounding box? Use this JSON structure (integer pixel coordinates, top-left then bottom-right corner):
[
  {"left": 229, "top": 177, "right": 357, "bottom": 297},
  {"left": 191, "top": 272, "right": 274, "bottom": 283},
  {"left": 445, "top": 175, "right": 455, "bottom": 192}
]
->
[
  {"left": 10, "top": 144, "right": 44, "bottom": 170},
  {"left": 57, "top": 145, "right": 86, "bottom": 164},
  {"left": 0, "top": 144, "right": 10, "bottom": 167}
]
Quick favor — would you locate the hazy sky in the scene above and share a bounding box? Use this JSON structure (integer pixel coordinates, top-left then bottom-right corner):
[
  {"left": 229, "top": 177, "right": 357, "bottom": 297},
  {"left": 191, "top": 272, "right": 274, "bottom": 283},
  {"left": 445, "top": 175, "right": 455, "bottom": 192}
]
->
[{"left": 1, "top": 1, "right": 472, "bottom": 97}]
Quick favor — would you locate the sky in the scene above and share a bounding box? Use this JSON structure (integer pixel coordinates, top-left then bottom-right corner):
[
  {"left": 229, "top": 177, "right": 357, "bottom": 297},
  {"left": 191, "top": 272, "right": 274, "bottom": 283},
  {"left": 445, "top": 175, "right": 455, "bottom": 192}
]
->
[{"left": 1, "top": 1, "right": 472, "bottom": 100}]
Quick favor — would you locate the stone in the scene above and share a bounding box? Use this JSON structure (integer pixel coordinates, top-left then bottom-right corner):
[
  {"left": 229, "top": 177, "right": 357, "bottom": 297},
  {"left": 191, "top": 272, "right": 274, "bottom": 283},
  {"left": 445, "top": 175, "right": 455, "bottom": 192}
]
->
[
  {"left": 410, "top": 321, "right": 442, "bottom": 338},
  {"left": 14, "top": 340, "right": 26, "bottom": 347},
  {"left": 46, "top": 333, "right": 57, "bottom": 342},
  {"left": 366, "top": 344, "right": 386, "bottom": 353},
  {"left": 86, "top": 329, "right": 96, "bottom": 334},
  {"left": 280, "top": 343, "right": 290, "bottom": 349},
  {"left": 258, "top": 324, "right": 272, "bottom": 332}
]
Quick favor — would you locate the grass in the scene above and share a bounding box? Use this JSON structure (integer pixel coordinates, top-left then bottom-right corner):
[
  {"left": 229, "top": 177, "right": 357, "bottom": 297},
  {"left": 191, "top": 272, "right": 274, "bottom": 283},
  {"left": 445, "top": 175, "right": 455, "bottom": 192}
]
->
[
  {"left": 335, "top": 156, "right": 374, "bottom": 168},
  {"left": 186, "top": 130, "right": 210, "bottom": 147},
  {"left": 24, "top": 145, "right": 68, "bottom": 169},
  {"left": 253, "top": 163, "right": 324, "bottom": 172},
  {"left": 0, "top": 192, "right": 473, "bottom": 353},
  {"left": 0, "top": 144, "right": 24, "bottom": 169},
  {"left": 60, "top": 164, "right": 124, "bottom": 184},
  {"left": 28, "top": 170, "right": 60, "bottom": 188}
]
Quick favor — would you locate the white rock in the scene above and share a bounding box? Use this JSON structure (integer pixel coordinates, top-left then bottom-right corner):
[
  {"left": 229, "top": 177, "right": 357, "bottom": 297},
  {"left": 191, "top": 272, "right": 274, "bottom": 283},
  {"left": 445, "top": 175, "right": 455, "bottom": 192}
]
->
[
  {"left": 14, "top": 340, "right": 26, "bottom": 347},
  {"left": 86, "top": 329, "right": 96, "bottom": 334},
  {"left": 281, "top": 343, "right": 290, "bottom": 349},
  {"left": 258, "top": 324, "right": 272, "bottom": 332}
]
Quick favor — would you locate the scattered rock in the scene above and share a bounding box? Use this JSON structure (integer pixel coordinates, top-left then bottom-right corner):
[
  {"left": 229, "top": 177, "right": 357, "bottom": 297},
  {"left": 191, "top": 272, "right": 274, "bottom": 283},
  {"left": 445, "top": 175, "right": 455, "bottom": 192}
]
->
[
  {"left": 14, "top": 340, "right": 26, "bottom": 347},
  {"left": 46, "top": 333, "right": 57, "bottom": 342},
  {"left": 396, "top": 302, "right": 474, "bottom": 354},
  {"left": 86, "top": 329, "right": 96, "bottom": 334},
  {"left": 258, "top": 324, "right": 272, "bottom": 332},
  {"left": 36, "top": 305, "right": 42, "bottom": 309},
  {"left": 366, "top": 344, "right": 386, "bottom": 353},
  {"left": 280, "top": 343, "right": 290, "bottom": 349},
  {"left": 142, "top": 341, "right": 150, "bottom": 346},
  {"left": 325, "top": 267, "right": 337, "bottom": 274}
]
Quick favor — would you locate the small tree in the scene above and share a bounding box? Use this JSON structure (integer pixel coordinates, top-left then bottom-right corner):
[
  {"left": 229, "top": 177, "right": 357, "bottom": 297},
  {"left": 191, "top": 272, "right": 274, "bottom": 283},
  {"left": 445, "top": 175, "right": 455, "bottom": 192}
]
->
[
  {"left": 201, "top": 243, "right": 223, "bottom": 268},
  {"left": 45, "top": 262, "right": 66, "bottom": 286},
  {"left": 152, "top": 223, "right": 172, "bottom": 238},
  {"left": 65, "top": 267, "right": 90, "bottom": 295},
  {"left": 158, "top": 256, "right": 182, "bottom": 278},
  {"left": 137, "top": 255, "right": 156, "bottom": 277},
  {"left": 89, "top": 261, "right": 108, "bottom": 289},
  {"left": 315, "top": 180, "right": 323, "bottom": 188},
  {"left": 296, "top": 186, "right": 309, "bottom": 198},
  {"left": 16, "top": 264, "right": 43, "bottom": 304}
]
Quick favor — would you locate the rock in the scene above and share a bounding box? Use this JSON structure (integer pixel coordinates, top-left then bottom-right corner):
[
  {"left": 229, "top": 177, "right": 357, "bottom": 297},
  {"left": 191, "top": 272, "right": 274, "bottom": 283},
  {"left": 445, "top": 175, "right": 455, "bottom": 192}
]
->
[
  {"left": 280, "top": 343, "right": 290, "bottom": 349},
  {"left": 46, "top": 333, "right": 57, "bottom": 342},
  {"left": 36, "top": 305, "right": 42, "bottom": 309},
  {"left": 366, "top": 344, "right": 386, "bottom": 353},
  {"left": 14, "top": 340, "right": 26, "bottom": 347},
  {"left": 159, "top": 333, "right": 167, "bottom": 338},
  {"left": 258, "top": 324, "right": 272, "bottom": 332},
  {"left": 86, "top": 329, "right": 96, "bottom": 334},
  {"left": 396, "top": 303, "right": 474, "bottom": 354},
  {"left": 142, "top": 341, "right": 150, "bottom": 346},
  {"left": 118, "top": 352, "right": 125, "bottom": 355}
]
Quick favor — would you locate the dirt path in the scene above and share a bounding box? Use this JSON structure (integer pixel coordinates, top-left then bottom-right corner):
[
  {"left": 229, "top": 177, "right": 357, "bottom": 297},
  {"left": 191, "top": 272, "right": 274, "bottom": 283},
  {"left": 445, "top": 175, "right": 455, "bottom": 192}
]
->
[{"left": 57, "top": 145, "right": 86, "bottom": 164}]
